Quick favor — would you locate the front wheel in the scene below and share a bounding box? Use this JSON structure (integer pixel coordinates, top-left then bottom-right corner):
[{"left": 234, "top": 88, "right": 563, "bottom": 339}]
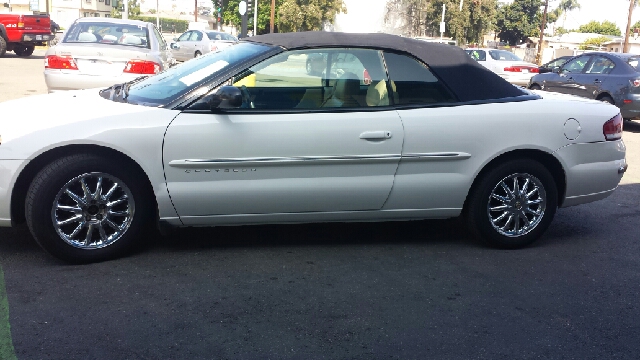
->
[
  {"left": 26, "top": 154, "right": 153, "bottom": 263},
  {"left": 466, "top": 159, "right": 558, "bottom": 249},
  {"left": 194, "top": 51, "right": 202, "bottom": 58},
  {"left": 529, "top": 84, "right": 542, "bottom": 91}
]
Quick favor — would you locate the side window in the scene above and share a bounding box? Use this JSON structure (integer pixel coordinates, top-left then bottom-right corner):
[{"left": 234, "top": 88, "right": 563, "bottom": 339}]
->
[
  {"left": 177, "top": 31, "right": 191, "bottom": 41},
  {"left": 231, "top": 48, "right": 389, "bottom": 110},
  {"left": 585, "top": 56, "right": 615, "bottom": 74},
  {"left": 561, "top": 56, "right": 591, "bottom": 74},
  {"left": 383, "top": 52, "right": 456, "bottom": 105},
  {"left": 190, "top": 31, "right": 202, "bottom": 41},
  {"left": 152, "top": 26, "right": 166, "bottom": 50},
  {"left": 466, "top": 49, "right": 486, "bottom": 61}
]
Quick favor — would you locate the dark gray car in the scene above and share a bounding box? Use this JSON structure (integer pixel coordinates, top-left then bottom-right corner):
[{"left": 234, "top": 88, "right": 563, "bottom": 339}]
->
[{"left": 528, "top": 52, "right": 640, "bottom": 121}]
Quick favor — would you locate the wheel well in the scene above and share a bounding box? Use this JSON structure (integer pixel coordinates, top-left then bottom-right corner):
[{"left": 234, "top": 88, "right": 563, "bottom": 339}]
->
[
  {"left": 11, "top": 145, "right": 158, "bottom": 224},
  {"left": 462, "top": 149, "right": 567, "bottom": 213},
  {"left": 528, "top": 82, "right": 541, "bottom": 89},
  {"left": 595, "top": 92, "right": 613, "bottom": 101}
]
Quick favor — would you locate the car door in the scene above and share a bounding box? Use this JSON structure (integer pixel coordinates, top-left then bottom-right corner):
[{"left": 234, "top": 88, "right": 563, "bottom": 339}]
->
[
  {"left": 580, "top": 55, "right": 616, "bottom": 99},
  {"left": 191, "top": 30, "right": 204, "bottom": 56},
  {"left": 163, "top": 48, "right": 405, "bottom": 224},
  {"left": 174, "top": 31, "right": 191, "bottom": 61},
  {"left": 547, "top": 55, "right": 591, "bottom": 95},
  {"left": 378, "top": 51, "right": 468, "bottom": 213}
]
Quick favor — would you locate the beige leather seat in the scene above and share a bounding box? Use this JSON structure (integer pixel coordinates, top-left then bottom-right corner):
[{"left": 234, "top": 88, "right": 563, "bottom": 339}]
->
[
  {"left": 366, "top": 80, "right": 399, "bottom": 106},
  {"left": 322, "top": 72, "right": 361, "bottom": 108}
]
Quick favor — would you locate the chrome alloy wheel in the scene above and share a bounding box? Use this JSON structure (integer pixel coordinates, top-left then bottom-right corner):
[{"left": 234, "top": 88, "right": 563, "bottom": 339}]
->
[
  {"left": 51, "top": 173, "right": 135, "bottom": 250},
  {"left": 487, "top": 173, "right": 546, "bottom": 237}
]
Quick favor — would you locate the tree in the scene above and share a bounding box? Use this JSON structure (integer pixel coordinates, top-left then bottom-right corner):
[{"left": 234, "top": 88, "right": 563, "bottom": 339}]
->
[
  {"left": 579, "top": 35, "right": 612, "bottom": 50},
  {"left": 556, "top": 0, "right": 580, "bottom": 28},
  {"left": 222, "top": 0, "right": 285, "bottom": 34},
  {"left": 277, "top": 0, "right": 347, "bottom": 32},
  {"left": 555, "top": 26, "right": 570, "bottom": 35},
  {"left": 111, "top": 0, "right": 141, "bottom": 19},
  {"left": 384, "top": 0, "right": 498, "bottom": 45},
  {"left": 496, "top": 0, "right": 543, "bottom": 45},
  {"left": 577, "top": 20, "right": 621, "bottom": 36}
]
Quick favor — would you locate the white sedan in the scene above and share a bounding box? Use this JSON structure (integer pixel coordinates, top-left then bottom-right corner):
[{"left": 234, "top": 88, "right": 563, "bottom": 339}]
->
[
  {"left": 0, "top": 33, "right": 628, "bottom": 263},
  {"left": 465, "top": 48, "right": 540, "bottom": 86}
]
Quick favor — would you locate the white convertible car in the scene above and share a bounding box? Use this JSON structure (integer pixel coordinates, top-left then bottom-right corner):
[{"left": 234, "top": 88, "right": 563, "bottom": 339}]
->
[{"left": 0, "top": 32, "right": 628, "bottom": 263}]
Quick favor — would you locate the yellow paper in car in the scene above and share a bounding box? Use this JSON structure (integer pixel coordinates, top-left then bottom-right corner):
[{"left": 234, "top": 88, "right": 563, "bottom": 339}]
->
[{"left": 234, "top": 74, "right": 256, "bottom": 87}]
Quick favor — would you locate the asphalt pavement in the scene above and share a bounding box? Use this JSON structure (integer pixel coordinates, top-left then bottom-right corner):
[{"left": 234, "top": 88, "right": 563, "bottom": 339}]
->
[{"left": 0, "top": 50, "right": 639, "bottom": 359}]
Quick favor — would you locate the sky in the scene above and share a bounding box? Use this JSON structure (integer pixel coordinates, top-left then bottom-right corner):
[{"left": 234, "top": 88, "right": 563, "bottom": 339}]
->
[{"left": 334, "top": 0, "right": 640, "bottom": 35}]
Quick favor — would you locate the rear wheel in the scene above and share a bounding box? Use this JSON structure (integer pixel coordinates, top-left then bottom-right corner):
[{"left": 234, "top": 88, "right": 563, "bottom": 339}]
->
[
  {"left": 26, "top": 154, "right": 154, "bottom": 263},
  {"left": 466, "top": 159, "right": 558, "bottom": 249},
  {"left": 598, "top": 95, "right": 614, "bottom": 105},
  {"left": 529, "top": 84, "right": 542, "bottom": 91},
  {"left": 14, "top": 45, "right": 34, "bottom": 57},
  {"left": 0, "top": 37, "right": 7, "bottom": 57}
]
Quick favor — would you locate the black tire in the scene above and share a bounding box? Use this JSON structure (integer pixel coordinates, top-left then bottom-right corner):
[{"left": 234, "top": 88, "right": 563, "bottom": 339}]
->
[
  {"left": 13, "top": 45, "right": 36, "bottom": 57},
  {"left": 466, "top": 159, "right": 558, "bottom": 249},
  {"left": 599, "top": 95, "right": 615, "bottom": 105},
  {"left": 25, "top": 154, "right": 154, "bottom": 263},
  {"left": 0, "top": 36, "right": 7, "bottom": 57},
  {"left": 194, "top": 50, "right": 201, "bottom": 58},
  {"left": 529, "top": 83, "right": 542, "bottom": 90}
]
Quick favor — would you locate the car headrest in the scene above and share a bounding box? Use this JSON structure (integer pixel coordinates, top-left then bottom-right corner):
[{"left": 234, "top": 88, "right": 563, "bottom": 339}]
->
[
  {"left": 122, "top": 35, "right": 142, "bottom": 45},
  {"left": 333, "top": 72, "right": 360, "bottom": 101},
  {"left": 78, "top": 32, "right": 97, "bottom": 42},
  {"left": 366, "top": 80, "right": 389, "bottom": 106}
]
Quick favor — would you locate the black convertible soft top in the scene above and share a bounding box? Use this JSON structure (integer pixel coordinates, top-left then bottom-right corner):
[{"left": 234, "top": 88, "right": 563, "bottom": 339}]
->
[{"left": 245, "top": 32, "right": 527, "bottom": 103}]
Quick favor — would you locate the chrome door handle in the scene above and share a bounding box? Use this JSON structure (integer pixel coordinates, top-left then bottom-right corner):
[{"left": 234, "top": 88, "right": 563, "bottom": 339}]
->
[
  {"left": 360, "top": 131, "right": 392, "bottom": 140},
  {"left": 594, "top": 79, "right": 602, "bottom": 84}
]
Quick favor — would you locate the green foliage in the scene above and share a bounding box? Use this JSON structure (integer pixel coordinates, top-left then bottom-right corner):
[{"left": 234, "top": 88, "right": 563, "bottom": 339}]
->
[
  {"left": 496, "top": 0, "right": 543, "bottom": 45},
  {"left": 111, "top": 0, "right": 141, "bottom": 19},
  {"left": 277, "top": 0, "right": 347, "bottom": 32},
  {"left": 555, "top": 26, "right": 570, "bottom": 35},
  {"left": 579, "top": 35, "right": 613, "bottom": 50},
  {"left": 577, "top": 20, "right": 621, "bottom": 36},
  {"left": 631, "top": 20, "right": 640, "bottom": 32},
  {"left": 135, "top": 16, "right": 189, "bottom": 33}
]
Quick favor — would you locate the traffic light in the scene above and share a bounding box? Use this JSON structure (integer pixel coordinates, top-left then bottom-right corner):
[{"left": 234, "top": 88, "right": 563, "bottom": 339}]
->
[{"left": 247, "top": 0, "right": 252, "bottom": 14}]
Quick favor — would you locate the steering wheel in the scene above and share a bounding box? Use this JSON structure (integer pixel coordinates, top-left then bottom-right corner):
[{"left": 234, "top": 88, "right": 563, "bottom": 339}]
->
[{"left": 240, "top": 85, "right": 255, "bottom": 109}]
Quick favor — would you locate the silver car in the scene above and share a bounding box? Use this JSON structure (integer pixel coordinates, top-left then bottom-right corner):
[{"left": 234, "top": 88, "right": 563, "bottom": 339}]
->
[
  {"left": 44, "top": 18, "right": 174, "bottom": 92},
  {"left": 170, "top": 30, "right": 238, "bottom": 62}
]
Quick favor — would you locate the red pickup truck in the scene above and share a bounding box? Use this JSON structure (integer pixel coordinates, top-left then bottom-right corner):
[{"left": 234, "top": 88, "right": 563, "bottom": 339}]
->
[{"left": 0, "top": 13, "right": 53, "bottom": 57}]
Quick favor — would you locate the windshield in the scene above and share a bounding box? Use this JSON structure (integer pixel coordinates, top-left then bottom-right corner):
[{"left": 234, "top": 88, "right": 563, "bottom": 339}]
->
[
  {"left": 124, "top": 42, "right": 272, "bottom": 106},
  {"left": 488, "top": 50, "right": 522, "bottom": 61},
  {"left": 627, "top": 57, "right": 640, "bottom": 71},
  {"left": 63, "top": 22, "right": 150, "bottom": 48}
]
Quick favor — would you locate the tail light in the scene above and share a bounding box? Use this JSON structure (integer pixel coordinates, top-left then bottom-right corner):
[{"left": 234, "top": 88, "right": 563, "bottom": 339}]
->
[
  {"left": 363, "top": 69, "right": 371, "bottom": 85},
  {"left": 630, "top": 79, "right": 640, "bottom": 87},
  {"left": 603, "top": 113, "right": 623, "bottom": 141},
  {"left": 123, "top": 60, "right": 160, "bottom": 75},
  {"left": 504, "top": 66, "right": 539, "bottom": 73},
  {"left": 210, "top": 43, "right": 217, "bottom": 52},
  {"left": 45, "top": 55, "right": 78, "bottom": 70}
]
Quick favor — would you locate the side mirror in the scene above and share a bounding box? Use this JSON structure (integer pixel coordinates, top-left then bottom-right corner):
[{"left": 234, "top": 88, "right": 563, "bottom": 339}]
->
[
  {"left": 170, "top": 42, "right": 180, "bottom": 49},
  {"left": 209, "top": 86, "right": 242, "bottom": 110},
  {"left": 173, "top": 37, "right": 178, "bottom": 41},
  {"left": 538, "top": 67, "right": 550, "bottom": 74}
]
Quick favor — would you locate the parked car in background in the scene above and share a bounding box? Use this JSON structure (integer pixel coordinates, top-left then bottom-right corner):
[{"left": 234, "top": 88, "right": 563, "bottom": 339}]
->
[
  {"left": 538, "top": 55, "right": 573, "bottom": 73},
  {"left": 44, "top": 18, "right": 174, "bottom": 92},
  {"left": 0, "top": 13, "right": 54, "bottom": 57},
  {"left": 170, "top": 30, "right": 238, "bottom": 61},
  {"left": 0, "top": 32, "right": 626, "bottom": 263},
  {"left": 529, "top": 52, "right": 640, "bottom": 121},
  {"left": 465, "top": 48, "right": 539, "bottom": 86}
]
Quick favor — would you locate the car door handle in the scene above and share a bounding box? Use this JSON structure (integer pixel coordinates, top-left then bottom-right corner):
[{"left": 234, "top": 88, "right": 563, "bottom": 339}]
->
[
  {"left": 360, "top": 131, "right": 392, "bottom": 140},
  {"left": 594, "top": 79, "right": 602, "bottom": 84}
]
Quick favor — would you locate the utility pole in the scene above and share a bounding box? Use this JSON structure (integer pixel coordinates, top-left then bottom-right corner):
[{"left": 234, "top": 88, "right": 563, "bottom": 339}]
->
[
  {"left": 535, "top": 0, "right": 549, "bottom": 65},
  {"left": 440, "top": 3, "right": 445, "bottom": 41},
  {"left": 270, "top": 0, "right": 275, "bottom": 33},
  {"left": 156, "top": 0, "right": 159, "bottom": 29},
  {"left": 123, "top": 0, "right": 129, "bottom": 20},
  {"left": 195, "top": 0, "right": 198, "bottom": 23},
  {"left": 624, "top": 0, "right": 635, "bottom": 53},
  {"left": 254, "top": 0, "right": 258, "bottom": 35}
]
